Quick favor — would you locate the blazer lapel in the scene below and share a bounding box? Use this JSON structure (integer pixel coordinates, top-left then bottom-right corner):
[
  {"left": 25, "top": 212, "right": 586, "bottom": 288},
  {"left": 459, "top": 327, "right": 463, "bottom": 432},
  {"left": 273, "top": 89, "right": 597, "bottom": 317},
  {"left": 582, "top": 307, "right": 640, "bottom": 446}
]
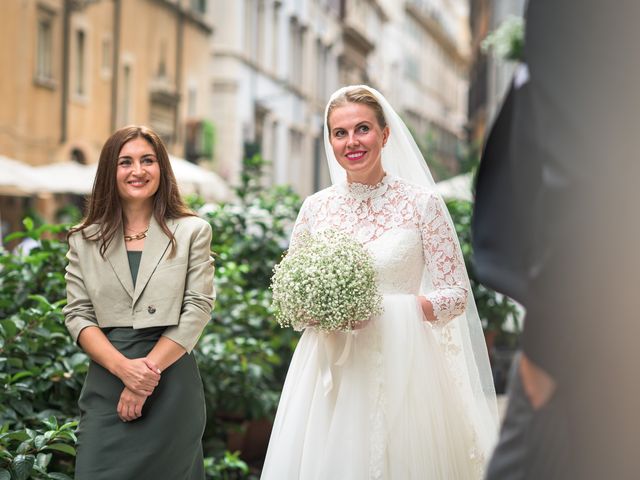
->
[
  {"left": 132, "top": 217, "right": 177, "bottom": 304},
  {"left": 105, "top": 225, "right": 135, "bottom": 299}
]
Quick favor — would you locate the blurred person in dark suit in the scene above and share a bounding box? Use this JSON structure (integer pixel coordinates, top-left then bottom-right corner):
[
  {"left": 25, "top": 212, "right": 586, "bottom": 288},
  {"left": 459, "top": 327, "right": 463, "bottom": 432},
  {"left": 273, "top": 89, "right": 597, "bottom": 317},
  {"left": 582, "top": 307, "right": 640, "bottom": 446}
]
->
[{"left": 473, "top": 1, "right": 640, "bottom": 479}]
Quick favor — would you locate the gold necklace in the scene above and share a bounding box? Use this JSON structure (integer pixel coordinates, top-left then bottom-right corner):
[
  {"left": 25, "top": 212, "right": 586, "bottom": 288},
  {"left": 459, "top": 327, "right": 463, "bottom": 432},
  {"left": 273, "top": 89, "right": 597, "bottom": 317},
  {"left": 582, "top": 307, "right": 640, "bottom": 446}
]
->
[{"left": 124, "top": 225, "right": 149, "bottom": 242}]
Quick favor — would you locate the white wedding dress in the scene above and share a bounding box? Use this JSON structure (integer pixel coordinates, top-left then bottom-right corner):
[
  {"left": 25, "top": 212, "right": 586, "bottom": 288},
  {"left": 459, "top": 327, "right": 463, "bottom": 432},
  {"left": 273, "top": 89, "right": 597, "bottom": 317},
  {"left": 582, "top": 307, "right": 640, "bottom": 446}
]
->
[{"left": 261, "top": 175, "right": 491, "bottom": 480}]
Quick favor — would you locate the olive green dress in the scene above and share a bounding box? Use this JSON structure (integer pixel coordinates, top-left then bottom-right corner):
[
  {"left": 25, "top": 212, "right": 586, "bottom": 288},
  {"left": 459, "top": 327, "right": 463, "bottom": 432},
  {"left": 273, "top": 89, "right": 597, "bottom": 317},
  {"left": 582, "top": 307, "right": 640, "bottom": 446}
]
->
[{"left": 74, "top": 251, "right": 206, "bottom": 480}]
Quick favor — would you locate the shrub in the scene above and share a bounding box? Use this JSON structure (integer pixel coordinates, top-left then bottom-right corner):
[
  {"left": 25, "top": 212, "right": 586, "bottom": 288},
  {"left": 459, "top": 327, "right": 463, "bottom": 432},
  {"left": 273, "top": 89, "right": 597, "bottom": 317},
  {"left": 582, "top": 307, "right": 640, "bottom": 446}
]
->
[{"left": 0, "top": 221, "right": 81, "bottom": 477}]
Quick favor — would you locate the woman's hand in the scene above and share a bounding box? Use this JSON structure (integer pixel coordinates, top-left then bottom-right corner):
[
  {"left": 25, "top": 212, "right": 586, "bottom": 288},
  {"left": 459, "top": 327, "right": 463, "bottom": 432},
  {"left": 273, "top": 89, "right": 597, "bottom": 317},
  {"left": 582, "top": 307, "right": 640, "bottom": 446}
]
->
[
  {"left": 117, "top": 386, "right": 147, "bottom": 422},
  {"left": 417, "top": 295, "right": 436, "bottom": 322},
  {"left": 77, "top": 327, "right": 161, "bottom": 396},
  {"left": 114, "top": 357, "right": 161, "bottom": 397}
]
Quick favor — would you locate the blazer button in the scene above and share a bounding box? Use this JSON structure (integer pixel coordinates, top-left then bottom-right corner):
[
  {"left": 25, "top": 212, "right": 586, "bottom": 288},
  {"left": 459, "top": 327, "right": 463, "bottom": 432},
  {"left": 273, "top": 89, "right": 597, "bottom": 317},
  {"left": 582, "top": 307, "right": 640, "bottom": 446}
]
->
[{"left": 147, "top": 305, "right": 156, "bottom": 314}]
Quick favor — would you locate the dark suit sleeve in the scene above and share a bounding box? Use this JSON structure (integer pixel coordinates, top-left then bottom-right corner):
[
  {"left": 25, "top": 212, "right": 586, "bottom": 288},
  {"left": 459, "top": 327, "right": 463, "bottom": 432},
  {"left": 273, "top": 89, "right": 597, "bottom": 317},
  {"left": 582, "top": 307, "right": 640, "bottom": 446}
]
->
[{"left": 505, "top": 0, "right": 640, "bottom": 378}]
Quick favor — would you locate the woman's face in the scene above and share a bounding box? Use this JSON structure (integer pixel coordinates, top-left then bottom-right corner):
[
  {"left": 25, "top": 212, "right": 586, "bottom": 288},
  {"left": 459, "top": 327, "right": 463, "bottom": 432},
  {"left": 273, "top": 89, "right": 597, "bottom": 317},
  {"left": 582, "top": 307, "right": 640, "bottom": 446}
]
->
[
  {"left": 116, "top": 137, "right": 161, "bottom": 206},
  {"left": 328, "top": 102, "right": 389, "bottom": 182}
]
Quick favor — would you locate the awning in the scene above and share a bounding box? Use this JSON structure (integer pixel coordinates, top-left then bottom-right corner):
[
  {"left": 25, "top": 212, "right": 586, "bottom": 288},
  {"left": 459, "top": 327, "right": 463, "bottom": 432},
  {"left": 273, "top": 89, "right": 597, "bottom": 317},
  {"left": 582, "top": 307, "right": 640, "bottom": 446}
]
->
[
  {"left": 33, "top": 161, "right": 97, "bottom": 195},
  {"left": 0, "top": 156, "right": 50, "bottom": 196},
  {"left": 20, "top": 157, "right": 232, "bottom": 203},
  {"left": 435, "top": 172, "right": 474, "bottom": 202},
  {"left": 168, "top": 156, "right": 232, "bottom": 202}
]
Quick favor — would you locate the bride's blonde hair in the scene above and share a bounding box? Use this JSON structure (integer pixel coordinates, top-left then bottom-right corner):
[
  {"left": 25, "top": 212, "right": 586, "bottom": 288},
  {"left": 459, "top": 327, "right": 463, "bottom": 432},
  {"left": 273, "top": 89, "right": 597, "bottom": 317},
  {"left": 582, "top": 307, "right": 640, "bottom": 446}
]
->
[{"left": 326, "top": 87, "right": 387, "bottom": 134}]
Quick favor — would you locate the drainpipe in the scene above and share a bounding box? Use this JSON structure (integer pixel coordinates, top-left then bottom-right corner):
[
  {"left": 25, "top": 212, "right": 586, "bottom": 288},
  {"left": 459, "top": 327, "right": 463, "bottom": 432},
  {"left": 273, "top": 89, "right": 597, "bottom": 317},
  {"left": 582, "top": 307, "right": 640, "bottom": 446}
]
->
[
  {"left": 60, "top": 0, "right": 71, "bottom": 144},
  {"left": 174, "top": 7, "right": 184, "bottom": 148}
]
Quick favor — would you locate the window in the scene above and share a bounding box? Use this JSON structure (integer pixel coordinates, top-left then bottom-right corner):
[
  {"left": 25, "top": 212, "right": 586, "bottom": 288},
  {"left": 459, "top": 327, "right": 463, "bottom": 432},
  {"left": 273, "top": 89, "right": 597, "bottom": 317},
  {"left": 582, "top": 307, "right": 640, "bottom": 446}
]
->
[
  {"left": 271, "top": 1, "right": 281, "bottom": 72},
  {"left": 75, "top": 29, "right": 86, "bottom": 96},
  {"left": 188, "top": 86, "right": 197, "bottom": 117},
  {"left": 289, "top": 128, "right": 304, "bottom": 183},
  {"left": 405, "top": 55, "right": 419, "bottom": 83},
  {"left": 157, "top": 40, "right": 167, "bottom": 78},
  {"left": 315, "top": 39, "right": 324, "bottom": 99},
  {"left": 101, "top": 36, "right": 112, "bottom": 76},
  {"left": 190, "top": 0, "right": 207, "bottom": 15},
  {"left": 36, "top": 11, "right": 54, "bottom": 81},
  {"left": 257, "top": 0, "right": 265, "bottom": 66},
  {"left": 70, "top": 148, "right": 87, "bottom": 165},
  {"left": 244, "top": 0, "right": 257, "bottom": 61},
  {"left": 122, "top": 64, "right": 132, "bottom": 124},
  {"left": 289, "top": 18, "right": 303, "bottom": 87}
]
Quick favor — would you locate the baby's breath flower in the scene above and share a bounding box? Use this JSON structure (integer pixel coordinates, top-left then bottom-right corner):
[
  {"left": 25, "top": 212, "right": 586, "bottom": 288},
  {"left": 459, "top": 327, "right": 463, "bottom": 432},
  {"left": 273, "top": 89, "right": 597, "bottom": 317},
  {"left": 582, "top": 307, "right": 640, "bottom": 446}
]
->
[{"left": 270, "top": 229, "right": 383, "bottom": 331}]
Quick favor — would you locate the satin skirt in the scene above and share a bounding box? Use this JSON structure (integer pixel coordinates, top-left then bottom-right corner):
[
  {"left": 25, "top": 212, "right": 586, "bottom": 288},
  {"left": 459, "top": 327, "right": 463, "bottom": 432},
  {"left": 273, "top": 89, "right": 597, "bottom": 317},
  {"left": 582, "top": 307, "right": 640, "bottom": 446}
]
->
[
  {"left": 74, "top": 327, "right": 206, "bottom": 480},
  {"left": 261, "top": 294, "right": 485, "bottom": 480}
]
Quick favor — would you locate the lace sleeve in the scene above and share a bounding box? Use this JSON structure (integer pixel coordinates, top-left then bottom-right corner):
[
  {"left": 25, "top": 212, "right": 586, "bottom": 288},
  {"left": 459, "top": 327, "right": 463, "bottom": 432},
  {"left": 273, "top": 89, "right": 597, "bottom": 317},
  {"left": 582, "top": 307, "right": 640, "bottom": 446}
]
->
[
  {"left": 420, "top": 193, "right": 468, "bottom": 325},
  {"left": 288, "top": 198, "right": 312, "bottom": 252}
]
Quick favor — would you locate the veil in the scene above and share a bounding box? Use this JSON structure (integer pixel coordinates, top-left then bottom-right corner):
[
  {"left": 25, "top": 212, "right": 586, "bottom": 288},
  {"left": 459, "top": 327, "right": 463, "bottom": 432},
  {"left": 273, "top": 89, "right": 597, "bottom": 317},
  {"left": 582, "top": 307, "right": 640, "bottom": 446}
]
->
[{"left": 323, "top": 85, "right": 499, "bottom": 456}]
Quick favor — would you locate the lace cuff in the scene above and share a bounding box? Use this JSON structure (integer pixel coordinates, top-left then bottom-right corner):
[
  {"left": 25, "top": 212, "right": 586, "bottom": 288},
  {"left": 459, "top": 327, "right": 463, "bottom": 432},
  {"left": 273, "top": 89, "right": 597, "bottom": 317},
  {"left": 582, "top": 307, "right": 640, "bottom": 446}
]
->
[
  {"left": 289, "top": 199, "right": 311, "bottom": 252},
  {"left": 425, "top": 286, "right": 468, "bottom": 325}
]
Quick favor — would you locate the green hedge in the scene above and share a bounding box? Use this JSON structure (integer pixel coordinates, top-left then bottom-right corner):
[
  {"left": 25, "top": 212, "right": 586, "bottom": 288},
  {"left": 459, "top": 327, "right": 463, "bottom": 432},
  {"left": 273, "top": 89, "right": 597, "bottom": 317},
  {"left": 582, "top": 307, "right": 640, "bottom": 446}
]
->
[{"left": 0, "top": 156, "right": 300, "bottom": 479}]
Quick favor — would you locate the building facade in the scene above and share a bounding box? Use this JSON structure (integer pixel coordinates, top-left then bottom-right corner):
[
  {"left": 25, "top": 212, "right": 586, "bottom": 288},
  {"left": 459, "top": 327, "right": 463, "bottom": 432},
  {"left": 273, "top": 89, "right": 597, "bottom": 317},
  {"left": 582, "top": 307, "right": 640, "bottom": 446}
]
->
[
  {"left": 209, "top": 0, "right": 350, "bottom": 196},
  {"left": 0, "top": 0, "right": 212, "bottom": 168},
  {"left": 1, "top": 0, "right": 475, "bottom": 236},
  {"left": 375, "top": 0, "right": 471, "bottom": 179},
  {"left": 209, "top": 0, "right": 468, "bottom": 193},
  {"left": 0, "top": 0, "right": 213, "bottom": 231},
  {"left": 467, "top": 0, "right": 526, "bottom": 144}
]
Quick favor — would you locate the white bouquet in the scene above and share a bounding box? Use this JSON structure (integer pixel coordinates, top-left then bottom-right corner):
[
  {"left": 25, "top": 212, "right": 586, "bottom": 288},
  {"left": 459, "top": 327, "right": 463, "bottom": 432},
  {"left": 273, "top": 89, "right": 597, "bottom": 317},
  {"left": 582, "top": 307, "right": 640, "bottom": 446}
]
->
[{"left": 271, "top": 229, "right": 383, "bottom": 331}]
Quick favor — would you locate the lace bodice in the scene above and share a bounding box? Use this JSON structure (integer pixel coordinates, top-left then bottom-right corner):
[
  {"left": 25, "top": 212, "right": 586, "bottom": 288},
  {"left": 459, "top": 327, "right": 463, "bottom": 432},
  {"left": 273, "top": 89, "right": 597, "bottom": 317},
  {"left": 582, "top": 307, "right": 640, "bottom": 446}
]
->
[{"left": 291, "top": 175, "right": 468, "bottom": 323}]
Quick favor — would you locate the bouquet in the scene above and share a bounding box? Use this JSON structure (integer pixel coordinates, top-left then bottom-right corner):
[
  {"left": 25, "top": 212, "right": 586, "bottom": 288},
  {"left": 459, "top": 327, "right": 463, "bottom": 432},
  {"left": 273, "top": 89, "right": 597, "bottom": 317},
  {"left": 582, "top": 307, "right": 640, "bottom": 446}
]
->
[{"left": 271, "top": 229, "right": 383, "bottom": 331}]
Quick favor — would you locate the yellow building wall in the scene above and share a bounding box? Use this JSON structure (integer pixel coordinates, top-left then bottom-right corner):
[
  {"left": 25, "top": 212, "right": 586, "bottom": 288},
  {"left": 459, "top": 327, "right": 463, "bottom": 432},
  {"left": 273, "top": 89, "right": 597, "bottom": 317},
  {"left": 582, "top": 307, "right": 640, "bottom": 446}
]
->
[
  {"left": 1, "top": 0, "right": 212, "bottom": 167},
  {"left": 0, "top": 0, "right": 63, "bottom": 166}
]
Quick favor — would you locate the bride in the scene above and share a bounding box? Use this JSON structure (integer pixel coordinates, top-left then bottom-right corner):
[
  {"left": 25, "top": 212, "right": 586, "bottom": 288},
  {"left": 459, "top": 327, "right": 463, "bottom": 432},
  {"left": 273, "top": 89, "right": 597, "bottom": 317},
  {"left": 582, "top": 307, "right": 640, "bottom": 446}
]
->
[{"left": 261, "top": 85, "right": 498, "bottom": 479}]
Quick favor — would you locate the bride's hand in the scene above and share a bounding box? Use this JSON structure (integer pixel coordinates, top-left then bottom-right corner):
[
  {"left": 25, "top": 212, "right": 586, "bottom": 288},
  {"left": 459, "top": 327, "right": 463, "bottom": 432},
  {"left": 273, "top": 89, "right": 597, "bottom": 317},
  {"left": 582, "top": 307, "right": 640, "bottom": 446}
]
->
[
  {"left": 349, "top": 319, "right": 371, "bottom": 330},
  {"left": 417, "top": 295, "right": 436, "bottom": 322}
]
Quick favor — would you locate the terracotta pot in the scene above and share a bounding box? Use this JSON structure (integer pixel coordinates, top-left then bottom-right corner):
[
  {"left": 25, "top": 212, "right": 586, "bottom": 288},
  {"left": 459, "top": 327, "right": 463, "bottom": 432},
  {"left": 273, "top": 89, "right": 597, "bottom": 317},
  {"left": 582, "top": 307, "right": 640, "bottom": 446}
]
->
[
  {"left": 484, "top": 329, "right": 498, "bottom": 359},
  {"left": 222, "top": 416, "right": 273, "bottom": 466}
]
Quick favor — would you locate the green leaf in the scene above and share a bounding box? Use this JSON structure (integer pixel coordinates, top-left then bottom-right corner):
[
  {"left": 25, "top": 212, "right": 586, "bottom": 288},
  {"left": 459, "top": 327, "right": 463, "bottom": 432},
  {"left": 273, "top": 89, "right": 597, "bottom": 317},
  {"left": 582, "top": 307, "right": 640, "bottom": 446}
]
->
[
  {"left": 3, "top": 231, "right": 26, "bottom": 243},
  {"left": 44, "top": 443, "right": 76, "bottom": 456},
  {"left": 2, "top": 431, "right": 29, "bottom": 442},
  {"left": 42, "top": 416, "right": 58, "bottom": 431},
  {"left": 0, "top": 319, "right": 18, "bottom": 338},
  {"left": 11, "top": 454, "right": 35, "bottom": 480},
  {"left": 9, "top": 371, "right": 34, "bottom": 384},
  {"left": 47, "top": 473, "right": 73, "bottom": 480},
  {"left": 16, "top": 441, "right": 32, "bottom": 455},
  {"left": 34, "top": 435, "right": 47, "bottom": 450},
  {"left": 22, "top": 218, "right": 34, "bottom": 231},
  {"left": 27, "top": 294, "right": 52, "bottom": 310},
  {"left": 0, "top": 469, "right": 10, "bottom": 480},
  {"left": 59, "top": 421, "right": 78, "bottom": 431},
  {"left": 36, "top": 452, "right": 52, "bottom": 469}
]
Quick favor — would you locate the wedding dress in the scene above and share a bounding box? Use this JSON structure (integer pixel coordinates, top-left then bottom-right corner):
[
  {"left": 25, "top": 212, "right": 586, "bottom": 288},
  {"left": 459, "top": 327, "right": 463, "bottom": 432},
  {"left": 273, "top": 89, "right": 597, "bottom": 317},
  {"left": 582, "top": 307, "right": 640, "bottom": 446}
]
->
[{"left": 261, "top": 174, "right": 491, "bottom": 480}]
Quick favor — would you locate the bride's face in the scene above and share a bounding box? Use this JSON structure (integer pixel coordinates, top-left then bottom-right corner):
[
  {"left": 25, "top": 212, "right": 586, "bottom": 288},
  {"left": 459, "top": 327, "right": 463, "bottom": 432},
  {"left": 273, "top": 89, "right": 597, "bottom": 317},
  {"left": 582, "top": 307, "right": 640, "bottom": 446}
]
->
[{"left": 328, "top": 102, "right": 389, "bottom": 182}]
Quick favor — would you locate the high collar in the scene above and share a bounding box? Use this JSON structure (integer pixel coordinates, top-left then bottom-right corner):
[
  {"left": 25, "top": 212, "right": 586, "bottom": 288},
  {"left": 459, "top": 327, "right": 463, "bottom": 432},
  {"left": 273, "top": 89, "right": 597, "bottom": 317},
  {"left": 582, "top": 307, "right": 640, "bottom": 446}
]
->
[{"left": 337, "top": 173, "right": 393, "bottom": 201}]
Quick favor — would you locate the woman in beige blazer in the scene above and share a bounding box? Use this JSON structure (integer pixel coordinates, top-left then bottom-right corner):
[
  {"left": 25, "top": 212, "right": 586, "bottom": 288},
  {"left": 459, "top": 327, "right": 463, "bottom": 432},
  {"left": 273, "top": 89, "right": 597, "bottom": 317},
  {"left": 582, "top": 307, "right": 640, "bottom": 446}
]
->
[{"left": 63, "top": 125, "right": 215, "bottom": 479}]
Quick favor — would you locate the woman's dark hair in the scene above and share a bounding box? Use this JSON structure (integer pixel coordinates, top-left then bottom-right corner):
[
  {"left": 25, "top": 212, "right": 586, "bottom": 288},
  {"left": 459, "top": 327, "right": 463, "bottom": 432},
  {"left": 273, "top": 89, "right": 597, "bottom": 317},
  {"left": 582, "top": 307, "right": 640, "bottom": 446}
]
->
[{"left": 68, "top": 125, "right": 194, "bottom": 257}]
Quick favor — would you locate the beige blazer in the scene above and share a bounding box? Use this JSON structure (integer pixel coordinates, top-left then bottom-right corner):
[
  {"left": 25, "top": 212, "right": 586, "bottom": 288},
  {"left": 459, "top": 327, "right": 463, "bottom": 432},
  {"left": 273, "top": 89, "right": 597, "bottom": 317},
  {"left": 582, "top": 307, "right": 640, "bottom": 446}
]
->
[{"left": 63, "top": 215, "right": 215, "bottom": 353}]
